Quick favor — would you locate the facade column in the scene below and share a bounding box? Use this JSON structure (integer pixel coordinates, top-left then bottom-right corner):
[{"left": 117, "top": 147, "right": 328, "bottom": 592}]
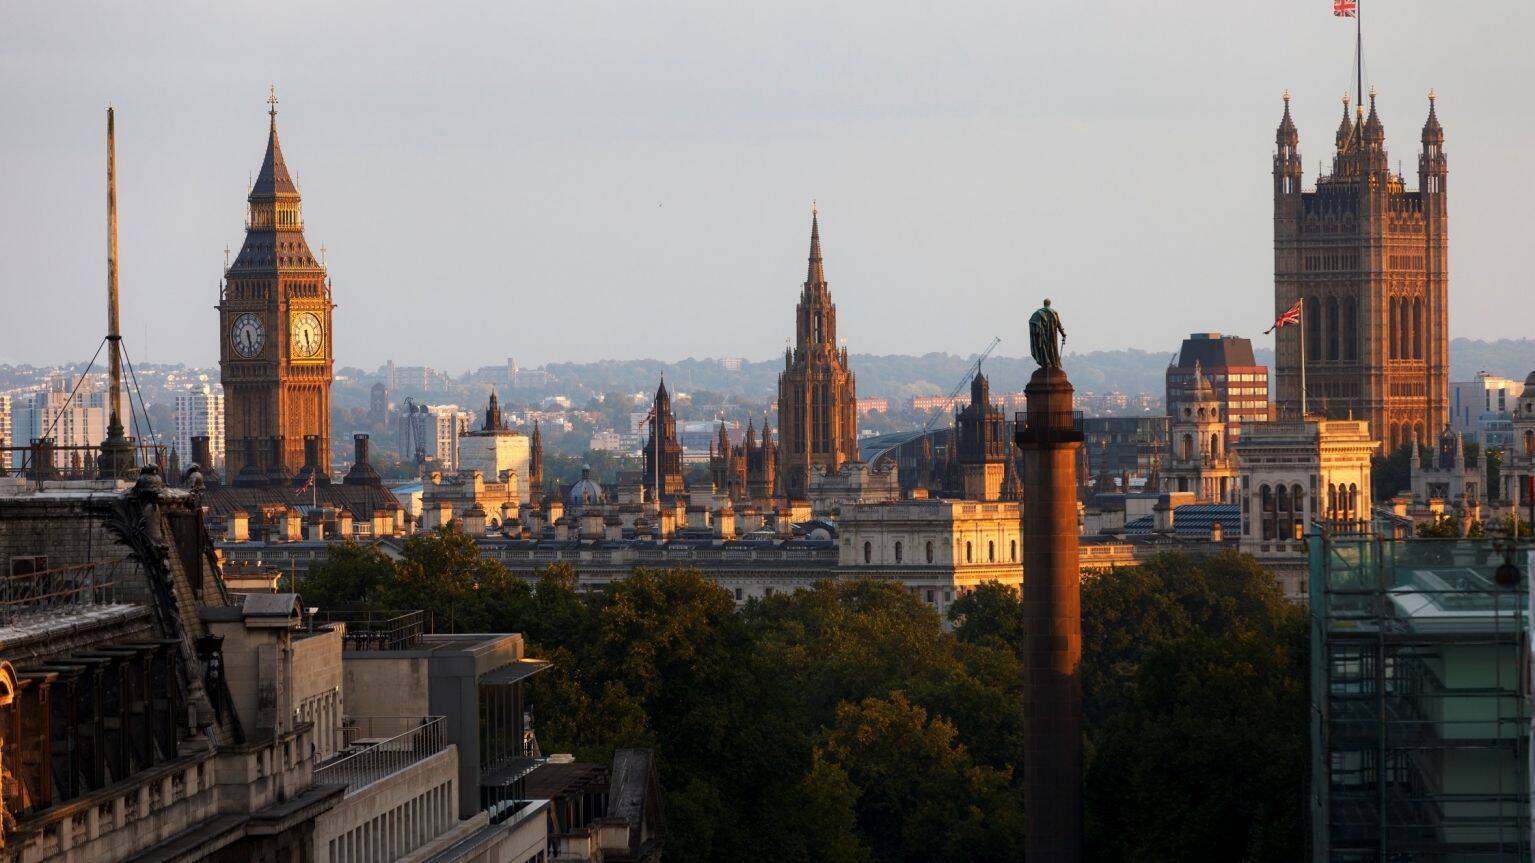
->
[{"left": 1016, "top": 366, "right": 1084, "bottom": 863}]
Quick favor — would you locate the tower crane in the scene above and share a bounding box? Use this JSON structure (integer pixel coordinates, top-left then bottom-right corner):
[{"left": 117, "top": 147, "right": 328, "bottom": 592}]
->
[{"left": 922, "top": 336, "right": 1002, "bottom": 434}]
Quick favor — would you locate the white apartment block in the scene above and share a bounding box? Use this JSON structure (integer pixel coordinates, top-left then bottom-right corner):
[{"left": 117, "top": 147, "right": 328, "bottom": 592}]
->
[{"left": 174, "top": 383, "right": 226, "bottom": 469}]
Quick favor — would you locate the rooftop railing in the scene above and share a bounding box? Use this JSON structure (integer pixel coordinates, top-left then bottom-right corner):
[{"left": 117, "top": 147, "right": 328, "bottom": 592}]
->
[
  {"left": 316, "top": 715, "right": 445, "bottom": 793},
  {"left": 0, "top": 561, "right": 124, "bottom": 625},
  {"left": 315, "top": 608, "right": 427, "bottom": 649}
]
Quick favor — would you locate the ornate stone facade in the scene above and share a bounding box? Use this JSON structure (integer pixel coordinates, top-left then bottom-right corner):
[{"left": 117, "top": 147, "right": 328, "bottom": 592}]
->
[
  {"left": 1163, "top": 362, "right": 1237, "bottom": 503},
  {"left": 220, "top": 96, "right": 334, "bottom": 480},
  {"left": 778, "top": 209, "right": 859, "bottom": 501},
  {"left": 709, "top": 418, "right": 778, "bottom": 505},
  {"left": 642, "top": 379, "right": 686, "bottom": 502},
  {"left": 1273, "top": 90, "right": 1448, "bottom": 450},
  {"left": 955, "top": 370, "right": 1013, "bottom": 501}
]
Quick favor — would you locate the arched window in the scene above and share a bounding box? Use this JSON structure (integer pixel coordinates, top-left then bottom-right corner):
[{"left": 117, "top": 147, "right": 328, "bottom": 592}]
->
[
  {"left": 1412, "top": 298, "right": 1423, "bottom": 359},
  {"left": 1327, "top": 296, "right": 1340, "bottom": 360},
  {"left": 1260, "top": 484, "right": 1276, "bottom": 541},
  {"left": 1181, "top": 434, "right": 1193, "bottom": 461},
  {"left": 863, "top": 541, "right": 871, "bottom": 564},
  {"left": 1393, "top": 297, "right": 1406, "bottom": 357},
  {"left": 1526, "top": 430, "right": 1534, "bottom": 457},
  {"left": 1010, "top": 540, "right": 1017, "bottom": 562},
  {"left": 926, "top": 541, "right": 934, "bottom": 563},
  {"left": 1306, "top": 297, "right": 1322, "bottom": 361},
  {"left": 988, "top": 541, "right": 995, "bottom": 563},
  {"left": 1276, "top": 484, "right": 1290, "bottom": 514},
  {"left": 1343, "top": 297, "right": 1358, "bottom": 361},
  {"left": 894, "top": 541, "right": 903, "bottom": 563},
  {"left": 1400, "top": 301, "right": 1411, "bottom": 361},
  {"left": 1210, "top": 432, "right": 1221, "bottom": 460},
  {"left": 965, "top": 541, "right": 973, "bottom": 563},
  {"left": 1348, "top": 484, "right": 1359, "bottom": 520},
  {"left": 1292, "top": 483, "right": 1306, "bottom": 539}
]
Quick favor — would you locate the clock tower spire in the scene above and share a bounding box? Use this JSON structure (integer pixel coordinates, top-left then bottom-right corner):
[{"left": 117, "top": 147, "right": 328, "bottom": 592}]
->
[{"left": 219, "top": 89, "right": 334, "bottom": 482}]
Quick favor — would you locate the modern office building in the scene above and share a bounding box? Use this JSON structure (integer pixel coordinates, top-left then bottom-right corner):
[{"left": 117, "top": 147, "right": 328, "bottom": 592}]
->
[
  {"left": 1165, "top": 333, "right": 1270, "bottom": 431},
  {"left": 1450, "top": 373, "right": 1525, "bottom": 450}
]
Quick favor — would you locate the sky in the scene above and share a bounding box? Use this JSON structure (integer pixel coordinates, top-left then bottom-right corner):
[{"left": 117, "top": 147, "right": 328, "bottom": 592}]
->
[{"left": 2, "top": 1, "right": 1532, "bottom": 372}]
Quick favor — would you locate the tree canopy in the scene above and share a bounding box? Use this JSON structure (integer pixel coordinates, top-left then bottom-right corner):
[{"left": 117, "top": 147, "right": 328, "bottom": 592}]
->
[{"left": 305, "top": 529, "right": 1306, "bottom": 862}]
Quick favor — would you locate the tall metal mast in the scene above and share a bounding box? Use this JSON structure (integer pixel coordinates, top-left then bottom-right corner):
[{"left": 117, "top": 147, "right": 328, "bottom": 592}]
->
[{"left": 99, "top": 106, "right": 137, "bottom": 479}]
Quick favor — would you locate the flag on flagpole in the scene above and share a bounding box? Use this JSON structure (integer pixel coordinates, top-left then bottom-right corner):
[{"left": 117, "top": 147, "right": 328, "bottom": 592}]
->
[
  {"left": 1333, "top": 0, "right": 1356, "bottom": 17},
  {"left": 294, "top": 472, "right": 315, "bottom": 496},
  {"left": 1266, "top": 299, "right": 1303, "bottom": 334}
]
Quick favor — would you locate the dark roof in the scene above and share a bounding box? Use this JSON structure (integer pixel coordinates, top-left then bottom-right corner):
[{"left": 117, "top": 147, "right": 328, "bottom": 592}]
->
[
  {"left": 202, "top": 480, "right": 400, "bottom": 522},
  {"left": 523, "top": 761, "right": 607, "bottom": 800},
  {"left": 1174, "top": 334, "right": 1259, "bottom": 369},
  {"left": 250, "top": 114, "right": 298, "bottom": 199},
  {"left": 1124, "top": 503, "right": 1239, "bottom": 538}
]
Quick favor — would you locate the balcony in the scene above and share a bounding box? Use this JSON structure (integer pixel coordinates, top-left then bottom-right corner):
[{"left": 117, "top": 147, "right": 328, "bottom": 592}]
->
[{"left": 315, "top": 715, "right": 446, "bottom": 793}]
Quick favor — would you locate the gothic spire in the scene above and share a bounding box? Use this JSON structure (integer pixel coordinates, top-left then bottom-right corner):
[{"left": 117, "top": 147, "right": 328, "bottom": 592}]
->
[
  {"left": 1363, "top": 87, "right": 1384, "bottom": 144},
  {"left": 1276, "top": 89, "right": 1297, "bottom": 147},
  {"left": 251, "top": 86, "right": 298, "bottom": 200},
  {"left": 1421, "top": 89, "right": 1443, "bottom": 144},
  {"left": 1336, "top": 94, "right": 1354, "bottom": 152},
  {"left": 806, "top": 203, "right": 825, "bottom": 287}
]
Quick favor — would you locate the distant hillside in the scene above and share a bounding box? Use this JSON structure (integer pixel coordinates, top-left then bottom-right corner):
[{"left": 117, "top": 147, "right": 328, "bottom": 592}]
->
[
  {"left": 530, "top": 348, "right": 1178, "bottom": 402},
  {"left": 1448, "top": 338, "right": 1535, "bottom": 382},
  {"left": 326, "top": 338, "right": 1535, "bottom": 410}
]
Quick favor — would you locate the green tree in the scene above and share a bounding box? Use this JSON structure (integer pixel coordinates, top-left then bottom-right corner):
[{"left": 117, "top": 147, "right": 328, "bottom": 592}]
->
[
  {"left": 818, "top": 692, "right": 1023, "bottom": 863},
  {"left": 298, "top": 540, "right": 396, "bottom": 608},
  {"left": 1080, "top": 551, "right": 1307, "bottom": 862},
  {"left": 1372, "top": 442, "right": 1414, "bottom": 501},
  {"left": 948, "top": 581, "right": 1025, "bottom": 649}
]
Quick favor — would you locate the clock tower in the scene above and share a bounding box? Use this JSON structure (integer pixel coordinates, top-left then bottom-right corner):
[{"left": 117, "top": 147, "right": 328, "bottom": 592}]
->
[{"left": 219, "top": 90, "right": 333, "bottom": 483}]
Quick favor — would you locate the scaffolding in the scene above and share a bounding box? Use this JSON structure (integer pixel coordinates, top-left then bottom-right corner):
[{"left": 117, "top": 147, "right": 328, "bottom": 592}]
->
[{"left": 1310, "top": 531, "right": 1533, "bottom": 861}]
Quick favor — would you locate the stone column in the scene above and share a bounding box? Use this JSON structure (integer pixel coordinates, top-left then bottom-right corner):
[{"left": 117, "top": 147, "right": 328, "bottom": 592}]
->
[{"left": 1015, "top": 365, "right": 1083, "bottom": 862}]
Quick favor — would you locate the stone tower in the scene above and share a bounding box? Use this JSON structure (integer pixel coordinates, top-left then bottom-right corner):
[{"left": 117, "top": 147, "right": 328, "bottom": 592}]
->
[
  {"left": 956, "top": 369, "right": 1010, "bottom": 500},
  {"left": 220, "top": 92, "right": 333, "bottom": 482},
  {"left": 528, "top": 419, "right": 544, "bottom": 499},
  {"left": 1273, "top": 89, "right": 1448, "bottom": 451},
  {"left": 777, "top": 208, "right": 859, "bottom": 500},
  {"left": 1164, "top": 361, "right": 1237, "bottom": 502},
  {"left": 643, "top": 379, "right": 686, "bottom": 502}
]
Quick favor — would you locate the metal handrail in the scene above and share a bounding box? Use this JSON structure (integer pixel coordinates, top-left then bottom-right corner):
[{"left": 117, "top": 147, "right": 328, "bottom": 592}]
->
[{"left": 315, "top": 715, "right": 445, "bottom": 792}]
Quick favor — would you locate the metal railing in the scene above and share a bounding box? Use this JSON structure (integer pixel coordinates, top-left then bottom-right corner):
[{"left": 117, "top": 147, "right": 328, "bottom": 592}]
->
[
  {"left": 0, "top": 561, "right": 124, "bottom": 624},
  {"left": 315, "top": 715, "right": 445, "bottom": 792},
  {"left": 314, "top": 608, "right": 427, "bottom": 649}
]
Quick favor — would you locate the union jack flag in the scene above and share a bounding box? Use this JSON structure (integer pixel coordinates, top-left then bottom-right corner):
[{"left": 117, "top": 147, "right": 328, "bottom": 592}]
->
[
  {"left": 1266, "top": 299, "right": 1303, "bottom": 334},
  {"left": 294, "top": 472, "right": 315, "bottom": 495},
  {"left": 1333, "top": 0, "right": 1356, "bottom": 17}
]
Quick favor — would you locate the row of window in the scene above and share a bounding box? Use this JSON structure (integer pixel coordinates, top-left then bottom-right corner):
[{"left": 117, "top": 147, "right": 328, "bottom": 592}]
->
[{"left": 858, "top": 538, "right": 1020, "bottom": 565}]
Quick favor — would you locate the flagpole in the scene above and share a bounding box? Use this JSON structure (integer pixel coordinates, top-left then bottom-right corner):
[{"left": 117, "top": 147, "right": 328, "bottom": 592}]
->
[{"left": 1356, "top": 0, "right": 1363, "bottom": 110}]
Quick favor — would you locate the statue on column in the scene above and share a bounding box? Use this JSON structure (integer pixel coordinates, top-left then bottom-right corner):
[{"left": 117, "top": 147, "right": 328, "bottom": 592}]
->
[{"left": 1029, "top": 299, "right": 1067, "bottom": 369}]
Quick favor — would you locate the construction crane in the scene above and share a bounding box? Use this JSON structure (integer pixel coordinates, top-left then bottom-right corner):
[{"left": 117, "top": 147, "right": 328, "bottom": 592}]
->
[{"left": 922, "top": 336, "right": 1002, "bottom": 434}]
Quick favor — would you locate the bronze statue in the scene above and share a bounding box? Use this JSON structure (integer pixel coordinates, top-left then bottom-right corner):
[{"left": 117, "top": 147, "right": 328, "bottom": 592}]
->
[{"left": 1029, "top": 299, "right": 1067, "bottom": 368}]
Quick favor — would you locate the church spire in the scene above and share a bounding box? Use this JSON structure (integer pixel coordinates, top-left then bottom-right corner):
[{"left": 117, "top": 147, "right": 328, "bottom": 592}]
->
[{"left": 806, "top": 202, "right": 825, "bottom": 287}]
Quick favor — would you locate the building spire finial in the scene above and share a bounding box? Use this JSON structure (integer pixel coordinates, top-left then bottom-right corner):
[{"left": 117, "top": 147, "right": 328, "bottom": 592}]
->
[
  {"left": 268, "top": 85, "right": 278, "bottom": 123},
  {"left": 806, "top": 204, "right": 825, "bottom": 286}
]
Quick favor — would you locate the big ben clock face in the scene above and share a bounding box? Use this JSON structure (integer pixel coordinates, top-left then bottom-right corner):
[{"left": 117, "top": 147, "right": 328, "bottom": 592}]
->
[
  {"left": 230, "top": 313, "right": 265, "bottom": 358},
  {"left": 290, "top": 311, "right": 325, "bottom": 360}
]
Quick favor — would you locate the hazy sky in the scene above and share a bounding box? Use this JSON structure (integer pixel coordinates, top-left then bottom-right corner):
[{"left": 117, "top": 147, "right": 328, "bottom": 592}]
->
[{"left": 3, "top": 2, "right": 1531, "bottom": 372}]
